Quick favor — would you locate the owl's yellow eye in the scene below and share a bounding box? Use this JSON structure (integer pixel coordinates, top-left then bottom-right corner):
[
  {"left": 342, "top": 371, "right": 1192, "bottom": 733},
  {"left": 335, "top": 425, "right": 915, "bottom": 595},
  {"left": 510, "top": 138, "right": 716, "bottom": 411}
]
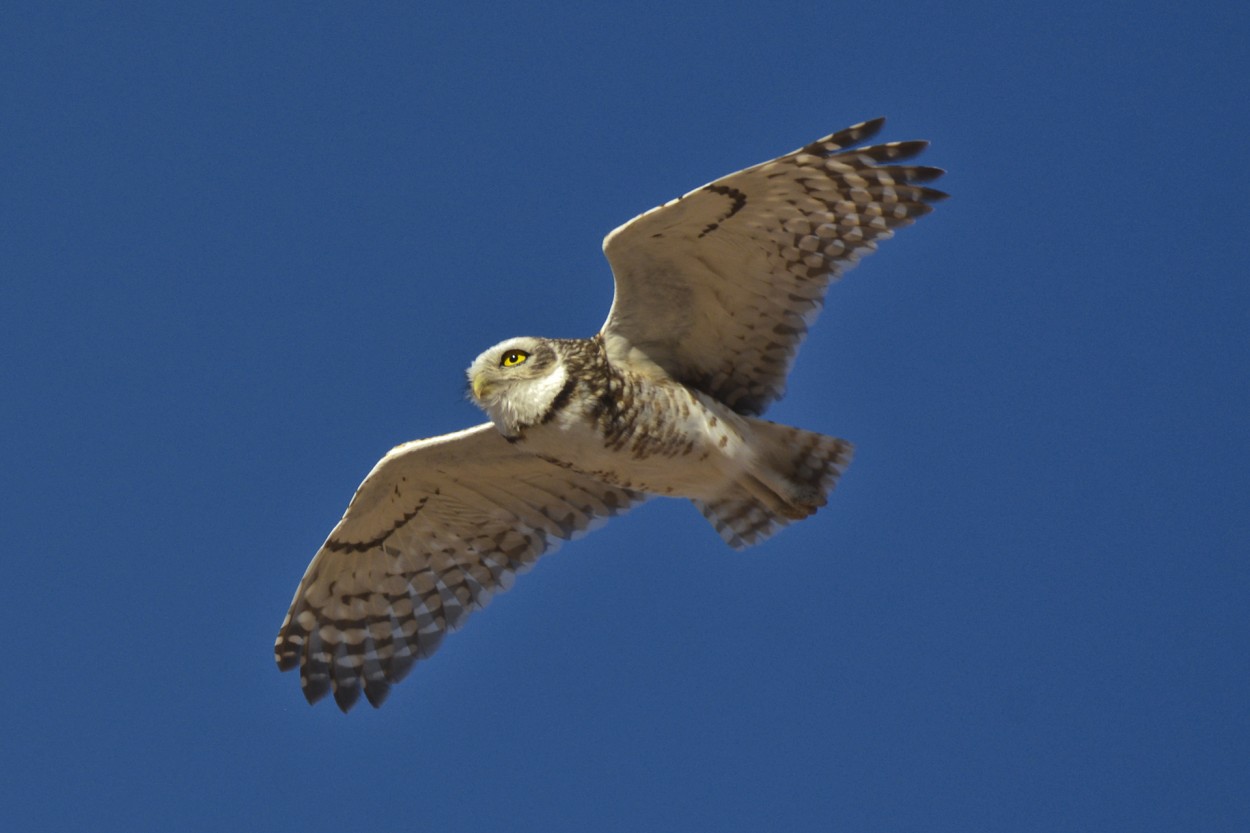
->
[{"left": 500, "top": 349, "right": 529, "bottom": 368}]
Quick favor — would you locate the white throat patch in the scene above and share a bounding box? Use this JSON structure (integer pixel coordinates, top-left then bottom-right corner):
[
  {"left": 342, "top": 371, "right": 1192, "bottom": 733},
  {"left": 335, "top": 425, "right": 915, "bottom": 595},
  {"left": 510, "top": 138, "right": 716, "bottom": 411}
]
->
[{"left": 485, "top": 362, "right": 569, "bottom": 435}]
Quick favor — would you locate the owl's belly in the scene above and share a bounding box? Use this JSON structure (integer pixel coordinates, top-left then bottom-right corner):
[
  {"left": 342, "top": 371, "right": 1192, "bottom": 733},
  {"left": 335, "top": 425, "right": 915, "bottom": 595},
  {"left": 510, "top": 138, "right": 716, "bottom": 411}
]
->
[{"left": 519, "top": 388, "right": 751, "bottom": 498}]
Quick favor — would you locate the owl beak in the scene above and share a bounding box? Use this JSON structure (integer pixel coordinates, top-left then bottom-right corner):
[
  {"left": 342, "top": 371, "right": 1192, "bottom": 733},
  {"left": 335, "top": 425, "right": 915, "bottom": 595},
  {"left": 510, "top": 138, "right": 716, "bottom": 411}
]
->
[{"left": 470, "top": 372, "right": 491, "bottom": 401}]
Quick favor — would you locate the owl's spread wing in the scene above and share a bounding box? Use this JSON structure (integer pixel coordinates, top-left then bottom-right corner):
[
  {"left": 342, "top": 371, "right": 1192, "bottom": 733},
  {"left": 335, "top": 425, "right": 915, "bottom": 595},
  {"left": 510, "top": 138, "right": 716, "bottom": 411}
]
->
[
  {"left": 600, "top": 118, "right": 946, "bottom": 415},
  {"left": 275, "top": 423, "right": 645, "bottom": 711}
]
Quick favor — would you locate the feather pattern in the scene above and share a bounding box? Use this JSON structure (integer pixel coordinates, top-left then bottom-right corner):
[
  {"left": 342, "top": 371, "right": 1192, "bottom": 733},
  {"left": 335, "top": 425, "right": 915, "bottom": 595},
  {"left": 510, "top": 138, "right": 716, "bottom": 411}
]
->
[
  {"left": 275, "top": 424, "right": 643, "bottom": 710},
  {"left": 600, "top": 118, "right": 946, "bottom": 415}
]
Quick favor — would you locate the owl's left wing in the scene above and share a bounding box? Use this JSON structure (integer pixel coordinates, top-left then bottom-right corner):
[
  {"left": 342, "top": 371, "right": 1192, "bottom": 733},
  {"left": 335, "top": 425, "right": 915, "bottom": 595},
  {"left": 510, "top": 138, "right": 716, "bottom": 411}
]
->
[
  {"left": 600, "top": 118, "right": 946, "bottom": 415},
  {"left": 275, "top": 423, "right": 644, "bottom": 711}
]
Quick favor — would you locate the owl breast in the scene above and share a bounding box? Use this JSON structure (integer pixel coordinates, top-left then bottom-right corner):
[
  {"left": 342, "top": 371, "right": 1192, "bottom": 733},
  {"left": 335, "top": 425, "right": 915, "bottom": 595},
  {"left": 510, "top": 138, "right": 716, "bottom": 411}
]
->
[{"left": 519, "top": 372, "right": 752, "bottom": 498}]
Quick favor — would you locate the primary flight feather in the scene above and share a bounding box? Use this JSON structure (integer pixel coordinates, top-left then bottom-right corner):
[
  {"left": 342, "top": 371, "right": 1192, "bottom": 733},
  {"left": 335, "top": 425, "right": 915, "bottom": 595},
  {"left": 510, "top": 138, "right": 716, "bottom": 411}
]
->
[{"left": 276, "top": 118, "right": 947, "bottom": 711}]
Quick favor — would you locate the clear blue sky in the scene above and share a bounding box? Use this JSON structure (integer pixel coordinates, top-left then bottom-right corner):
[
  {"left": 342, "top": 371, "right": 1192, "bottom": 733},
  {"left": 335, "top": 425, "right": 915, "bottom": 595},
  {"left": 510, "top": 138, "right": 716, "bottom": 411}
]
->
[{"left": 3, "top": 2, "right": 1247, "bottom": 831}]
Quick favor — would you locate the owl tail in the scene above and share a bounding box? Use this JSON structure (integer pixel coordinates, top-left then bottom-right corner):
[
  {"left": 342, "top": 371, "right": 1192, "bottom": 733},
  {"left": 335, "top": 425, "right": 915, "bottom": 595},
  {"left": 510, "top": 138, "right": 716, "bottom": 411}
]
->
[{"left": 693, "top": 420, "right": 854, "bottom": 549}]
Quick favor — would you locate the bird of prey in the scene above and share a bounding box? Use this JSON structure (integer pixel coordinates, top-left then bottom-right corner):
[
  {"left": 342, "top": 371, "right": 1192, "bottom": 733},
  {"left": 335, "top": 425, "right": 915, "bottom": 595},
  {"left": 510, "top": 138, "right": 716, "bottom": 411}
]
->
[{"left": 275, "top": 118, "right": 946, "bottom": 711}]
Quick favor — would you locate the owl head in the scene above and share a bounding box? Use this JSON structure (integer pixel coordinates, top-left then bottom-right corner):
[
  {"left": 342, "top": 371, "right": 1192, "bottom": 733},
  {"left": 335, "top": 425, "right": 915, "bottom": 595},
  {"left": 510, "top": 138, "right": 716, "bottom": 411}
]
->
[{"left": 467, "top": 336, "right": 570, "bottom": 436}]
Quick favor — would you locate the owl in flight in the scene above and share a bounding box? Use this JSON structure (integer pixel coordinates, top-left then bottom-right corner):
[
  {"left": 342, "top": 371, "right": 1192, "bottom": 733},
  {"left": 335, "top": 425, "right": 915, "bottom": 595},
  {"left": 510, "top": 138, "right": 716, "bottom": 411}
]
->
[{"left": 276, "top": 118, "right": 946, "bottom": 711}]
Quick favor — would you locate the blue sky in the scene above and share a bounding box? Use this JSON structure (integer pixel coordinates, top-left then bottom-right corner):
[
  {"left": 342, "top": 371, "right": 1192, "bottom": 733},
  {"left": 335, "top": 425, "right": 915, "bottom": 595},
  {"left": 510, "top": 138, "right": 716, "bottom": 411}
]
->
[{"left": 3, "top": 2, "right": 1248, "bottom": 830}]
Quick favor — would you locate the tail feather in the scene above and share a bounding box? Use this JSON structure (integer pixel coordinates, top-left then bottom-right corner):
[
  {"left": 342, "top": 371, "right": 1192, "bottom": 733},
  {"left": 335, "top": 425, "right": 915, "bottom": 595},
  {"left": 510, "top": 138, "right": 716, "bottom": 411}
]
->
[{"left": 694, "top": 420, "right": 853, "bottom": 549}]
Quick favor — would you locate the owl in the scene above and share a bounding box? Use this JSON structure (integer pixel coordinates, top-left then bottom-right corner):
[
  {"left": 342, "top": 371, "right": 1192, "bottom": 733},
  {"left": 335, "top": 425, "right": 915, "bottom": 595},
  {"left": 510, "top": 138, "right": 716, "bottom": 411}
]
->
[{"left": 276, "top": 118, "right": 946, "bottom": 711}]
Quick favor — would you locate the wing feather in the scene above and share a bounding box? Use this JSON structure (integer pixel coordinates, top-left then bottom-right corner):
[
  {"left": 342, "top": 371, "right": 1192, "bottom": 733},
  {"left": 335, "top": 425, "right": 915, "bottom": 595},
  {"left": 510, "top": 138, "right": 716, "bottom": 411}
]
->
[
  {"left": 600, "top": 117, "right": 946, "bottom": 415},
  {"left": 275, "top": 423, "right": 645, "bottom": 710}
]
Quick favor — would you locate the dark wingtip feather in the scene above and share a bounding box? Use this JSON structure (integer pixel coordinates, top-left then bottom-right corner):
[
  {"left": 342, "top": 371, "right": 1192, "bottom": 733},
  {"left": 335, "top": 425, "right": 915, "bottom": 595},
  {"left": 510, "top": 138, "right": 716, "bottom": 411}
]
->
[
  {"left": 872, "top": 164, "right": 945, "bottom": 186},
  {"left": 274, "top": 631, "right": 303, "bottom": 672},
  {"left": 801, "top": 118, "right": 885, "bottom": 156},
  {"left": 854, "top": 139, "right": 929, "bottom": 163},
  {"left": 274, "top": 612, "right": 304, "bottom": 671},
  {"left": 364, "top": 680, "right": 392, "bottom": 708},
  {"left": 333, "top": 681, "right": 362, "bottom": 712},
  {"left": 301, "top": 674, "right": 330, "bottom": 705},
  {"left": 852, "top": 116, "right": 887, "bottom": 139},
  {"left": 389, "top": 651, "right": 418, "bottom": 683}
]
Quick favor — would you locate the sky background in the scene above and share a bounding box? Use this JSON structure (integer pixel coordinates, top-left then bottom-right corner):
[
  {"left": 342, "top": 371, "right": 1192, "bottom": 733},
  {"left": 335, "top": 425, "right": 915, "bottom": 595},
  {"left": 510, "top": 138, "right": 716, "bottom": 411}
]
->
[{"left": 3, "top": 2, "right": 1248, "bottom": 830}]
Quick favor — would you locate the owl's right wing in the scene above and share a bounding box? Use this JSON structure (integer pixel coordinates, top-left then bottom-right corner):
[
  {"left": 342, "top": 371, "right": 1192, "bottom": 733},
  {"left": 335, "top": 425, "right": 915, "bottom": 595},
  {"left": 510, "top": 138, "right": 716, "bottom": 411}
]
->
[
  {"left": 275, "top": 423, "right": 645, "bottom": 711},
  {"left": 600, "top": 118, "right": 946, "bottom": 415}
]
